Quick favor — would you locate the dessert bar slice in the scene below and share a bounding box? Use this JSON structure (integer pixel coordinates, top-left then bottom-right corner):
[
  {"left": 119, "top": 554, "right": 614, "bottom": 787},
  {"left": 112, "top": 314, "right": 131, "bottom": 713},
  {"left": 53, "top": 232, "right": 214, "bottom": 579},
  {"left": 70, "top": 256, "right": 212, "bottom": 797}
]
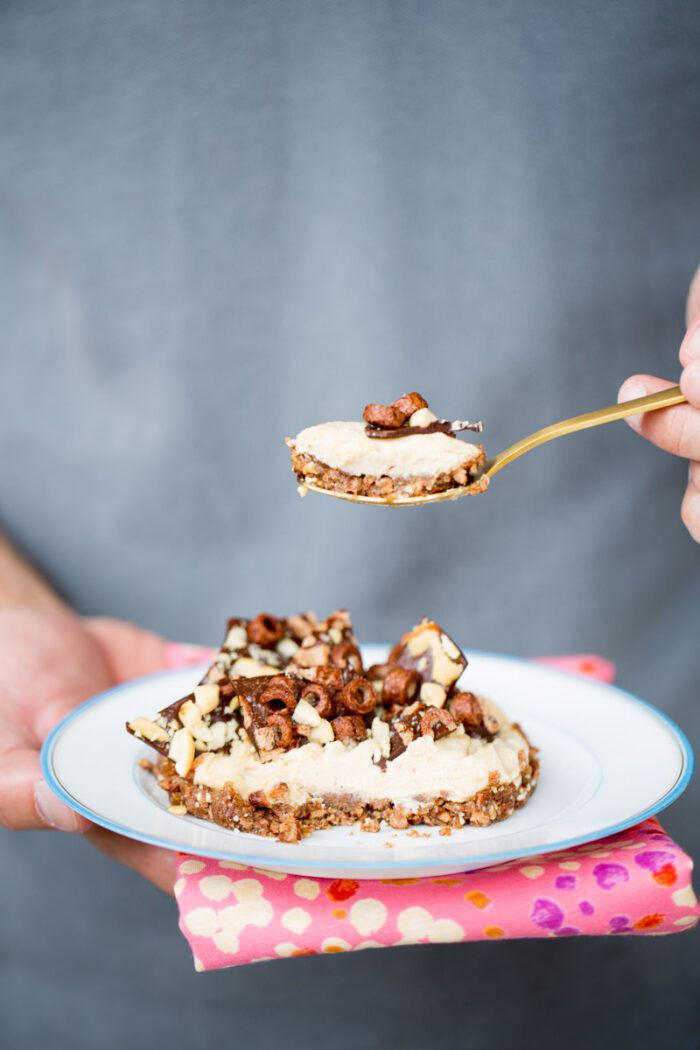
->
[
  {"left": 287, "top": 392, "right": 488, "bottom": 500},
  {"left": 128, "top": 613, "right": 538, "bottom": 843}
]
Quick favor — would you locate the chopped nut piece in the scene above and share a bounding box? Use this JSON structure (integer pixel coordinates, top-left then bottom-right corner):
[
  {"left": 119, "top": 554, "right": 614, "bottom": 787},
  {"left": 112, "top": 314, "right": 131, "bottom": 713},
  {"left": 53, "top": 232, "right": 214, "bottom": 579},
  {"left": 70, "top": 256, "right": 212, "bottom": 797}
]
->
[
  {"left": 408, "top": 407, "right": 438, "bottom": 427},
  {"left": 328, "top": 609, "right": 351, "bottom": 630},
  {"left": 208, "top": 721, "right": 228, "bottom": 750},
  {"left": 440, "top": 633, "right": 461, "bottom": 661},
  {"left": 387, "top": 807, "right": 409, "bottom": 830},
  {"left": 420, "top": 682, "right": 447, "bottom": 708},
  {"left": 248, "top": 643, "right": 280, "bottom": 666},
  {"left": 178, "top": 699, "right": 204, "bottom": 731},
  {"left": 308, "top": 719, "right": 334, "bottom": 744},
  {"left": 276, "top": 637, "right": 300, "bottom": 660},
  {"left": 224, "top": 625, "right": 248, "bottom": 651},
  {"left": 287, "top": 614, "right": 315, "bottom": 639},
  {"left": 406, "top": 629, "right": 436, "bottom": 658},
  {"left": 371, "top": 716, "right": 391, "bottom": 759},
  {"left": 127, "top": 718, "right": 169, "bottom": 743},
  {"left": 168, "top": 804, "right": 188, "bottom": 816},
  {"left": 231, "top": 657, "right": 280, "bottom": 677},
  {"left": 480, "top": 699, "right": 501, "bottom": 735},
  {"left": 292, "top": 643, "right": 330, "bottom": 668},
  {"left": 225, "top": 720, "right": 241, "bottom": 742},
  {"left": 194, "top": 683, "right": 220, "bottom": 715},
  {"left": 292, "top": 697, "right": 323, "bottom": 727},
  {"left": 432, "top": 651, "right": 464, "bottom": 688},
  {"left": 393, "top": 720, "right": 415, "bottom": 749},
  {"left": 204, "top": 665, "right": 227, "bottom": 684},
  {"left": 248, "top": 790, "right": 270, "bottom": 808},
  {"left": 169, "top": 727, "right": 195, "bottom": 777},
  {"left": 192, "top": 724, "right": 214, "bottom": 746}
]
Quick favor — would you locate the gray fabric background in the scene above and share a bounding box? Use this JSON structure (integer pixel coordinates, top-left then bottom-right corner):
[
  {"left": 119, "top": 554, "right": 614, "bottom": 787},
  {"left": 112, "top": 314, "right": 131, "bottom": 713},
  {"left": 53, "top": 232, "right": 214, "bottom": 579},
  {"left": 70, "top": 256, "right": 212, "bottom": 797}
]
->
[{"left": 1, "top": 2, "right": 699, "bottom": 1047}]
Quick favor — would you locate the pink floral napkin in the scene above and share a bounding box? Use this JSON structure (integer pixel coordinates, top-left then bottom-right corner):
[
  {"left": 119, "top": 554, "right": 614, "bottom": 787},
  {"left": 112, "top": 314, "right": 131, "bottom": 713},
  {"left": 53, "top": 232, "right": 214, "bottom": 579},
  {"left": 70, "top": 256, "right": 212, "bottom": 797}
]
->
[{"left": 164, "top": 646, "right": 698, "bottom": 969}]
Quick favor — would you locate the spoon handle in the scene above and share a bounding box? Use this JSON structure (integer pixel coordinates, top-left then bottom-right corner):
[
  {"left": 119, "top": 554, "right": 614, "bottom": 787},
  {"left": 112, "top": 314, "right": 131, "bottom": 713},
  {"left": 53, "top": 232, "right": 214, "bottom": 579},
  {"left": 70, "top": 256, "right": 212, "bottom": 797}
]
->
[{"left": 483, "top": 384, "right": 686, "bottom": 478}]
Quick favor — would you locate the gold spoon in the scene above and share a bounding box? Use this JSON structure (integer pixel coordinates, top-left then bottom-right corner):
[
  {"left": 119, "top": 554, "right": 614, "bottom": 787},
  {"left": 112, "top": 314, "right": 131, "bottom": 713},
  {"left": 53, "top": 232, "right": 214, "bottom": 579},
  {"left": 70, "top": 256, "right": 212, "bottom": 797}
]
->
[{"left": 300, "top": 384, "right": 687, "bottom": 506}]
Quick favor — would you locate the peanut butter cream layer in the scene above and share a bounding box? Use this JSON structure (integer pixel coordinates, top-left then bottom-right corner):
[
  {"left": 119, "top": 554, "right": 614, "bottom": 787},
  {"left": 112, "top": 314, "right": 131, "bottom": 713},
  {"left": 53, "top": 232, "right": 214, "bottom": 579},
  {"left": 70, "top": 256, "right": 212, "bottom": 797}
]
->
[
  {"left": 156, "top": 745, "right": 538, "bottom": 843},
  {"left": 294, "top": 420, "right": 482, "bottom": 476}
]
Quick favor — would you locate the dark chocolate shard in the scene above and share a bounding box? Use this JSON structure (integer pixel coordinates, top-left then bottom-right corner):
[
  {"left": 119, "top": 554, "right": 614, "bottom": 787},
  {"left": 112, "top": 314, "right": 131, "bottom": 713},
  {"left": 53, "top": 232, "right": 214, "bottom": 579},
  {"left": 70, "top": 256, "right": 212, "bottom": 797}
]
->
[
  {"left": 126, "top": 608, "right": 362, "bottom": 760},
  {"left": 387, "top": 617, "right": 467, "bottom": 693},
  {"left": 365, "top": 419, "right": 483, "bottom": 440}
]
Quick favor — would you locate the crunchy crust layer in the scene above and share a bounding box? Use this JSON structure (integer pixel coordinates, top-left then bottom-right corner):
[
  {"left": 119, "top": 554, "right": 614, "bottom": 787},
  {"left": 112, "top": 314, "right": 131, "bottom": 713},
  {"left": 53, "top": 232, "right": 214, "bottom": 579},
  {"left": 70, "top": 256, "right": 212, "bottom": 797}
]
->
[
  {"left": 153, "top": 750, "right": 538, "bottom": 843},
  {"left": 289, "top": 446, "right": 489, "bottom": 499}
]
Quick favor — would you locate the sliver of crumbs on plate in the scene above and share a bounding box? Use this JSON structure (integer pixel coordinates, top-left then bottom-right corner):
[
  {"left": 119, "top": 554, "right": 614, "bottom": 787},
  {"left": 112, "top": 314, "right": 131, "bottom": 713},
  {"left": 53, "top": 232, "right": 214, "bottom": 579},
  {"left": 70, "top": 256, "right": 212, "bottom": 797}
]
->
[
  {"left": 127, "top": 610, "right": 538, "bottom": 842},
  {"left": 286, "top": 391, "right": 489, "bottom": 499}
]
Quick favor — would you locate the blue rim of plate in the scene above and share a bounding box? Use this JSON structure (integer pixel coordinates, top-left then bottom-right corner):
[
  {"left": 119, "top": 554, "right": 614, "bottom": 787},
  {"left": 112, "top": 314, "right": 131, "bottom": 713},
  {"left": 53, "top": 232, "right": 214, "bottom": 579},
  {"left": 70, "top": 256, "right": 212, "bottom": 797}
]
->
[{"left": 40, "top": 651, "right": 695, "bottom": 872}]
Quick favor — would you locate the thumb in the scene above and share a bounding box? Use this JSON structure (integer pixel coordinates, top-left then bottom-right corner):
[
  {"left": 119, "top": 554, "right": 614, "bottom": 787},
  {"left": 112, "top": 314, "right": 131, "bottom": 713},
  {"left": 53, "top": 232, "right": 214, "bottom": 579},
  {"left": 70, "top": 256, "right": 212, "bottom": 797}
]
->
[
  {"left": 618, "top": 374, "right": 700, "bottom": 457},
  {"left": 617, "top": 374, "right": 655, "bottom": 432}
]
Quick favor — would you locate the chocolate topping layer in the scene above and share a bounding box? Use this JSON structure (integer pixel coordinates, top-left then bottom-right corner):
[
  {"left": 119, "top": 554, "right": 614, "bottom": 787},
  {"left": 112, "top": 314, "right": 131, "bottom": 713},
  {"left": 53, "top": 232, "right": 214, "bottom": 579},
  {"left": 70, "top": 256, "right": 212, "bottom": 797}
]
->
[{"left": 365, "top": 419, "right": 484, "bottom": 440}]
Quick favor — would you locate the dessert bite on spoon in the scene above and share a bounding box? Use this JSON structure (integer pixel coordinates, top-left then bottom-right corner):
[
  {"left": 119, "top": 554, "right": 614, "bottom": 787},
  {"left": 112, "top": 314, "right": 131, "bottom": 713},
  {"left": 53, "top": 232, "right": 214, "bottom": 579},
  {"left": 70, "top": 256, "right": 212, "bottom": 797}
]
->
[
  {"left": 287, "top": 391, "right": 488, "bottom": 504},
  {"left": 286, "top": 385, "right": 687, "bottom": 507}
]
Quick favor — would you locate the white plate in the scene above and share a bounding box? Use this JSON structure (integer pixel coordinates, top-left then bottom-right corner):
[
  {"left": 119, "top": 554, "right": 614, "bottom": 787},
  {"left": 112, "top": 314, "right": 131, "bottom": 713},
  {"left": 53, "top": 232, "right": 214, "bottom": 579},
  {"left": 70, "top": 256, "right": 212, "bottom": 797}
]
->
[{"left": 41, "top": 646, "right": 693, "bottom": 879}]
